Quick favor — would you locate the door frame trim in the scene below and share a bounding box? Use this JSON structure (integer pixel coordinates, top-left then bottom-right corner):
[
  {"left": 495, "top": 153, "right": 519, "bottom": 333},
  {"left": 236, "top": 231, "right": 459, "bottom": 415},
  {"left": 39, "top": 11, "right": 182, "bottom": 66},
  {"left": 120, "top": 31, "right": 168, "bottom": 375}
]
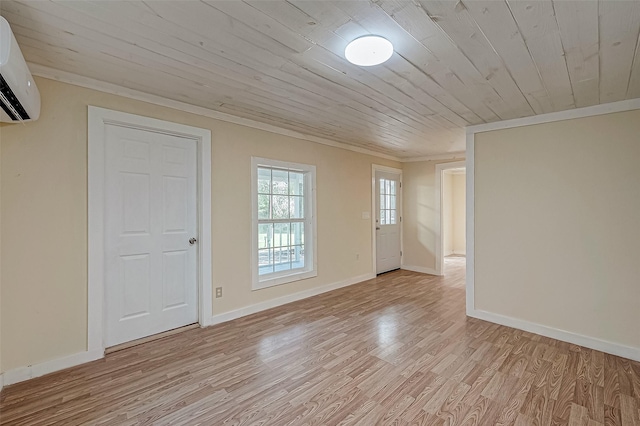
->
[
  {"left": 88, "top": 106, "right": 212, "bottom": 353},
  {"left": 434, "top": 161, "right": 466, "bottom": 276},
  {"left": 371, "top": 164, "right": 403, "bottom": 276}
]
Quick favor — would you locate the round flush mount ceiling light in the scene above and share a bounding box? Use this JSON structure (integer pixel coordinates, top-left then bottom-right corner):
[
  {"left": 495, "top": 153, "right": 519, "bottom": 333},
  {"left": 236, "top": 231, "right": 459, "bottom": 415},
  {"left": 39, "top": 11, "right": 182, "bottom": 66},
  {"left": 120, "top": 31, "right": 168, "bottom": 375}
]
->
[{"left": 345, "top": 35, "right": 394, "bottom": 66}]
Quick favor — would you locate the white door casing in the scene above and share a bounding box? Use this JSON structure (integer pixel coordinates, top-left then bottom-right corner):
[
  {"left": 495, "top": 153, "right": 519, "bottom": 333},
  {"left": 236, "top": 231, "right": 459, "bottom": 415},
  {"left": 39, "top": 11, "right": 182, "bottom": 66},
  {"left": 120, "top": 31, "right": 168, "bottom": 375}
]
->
[
  {"left": 89, "top": 106, "right": 212, "bottom": 354},
  {"left": 375, "top": 169, "right": 401, "bottom": 274}
]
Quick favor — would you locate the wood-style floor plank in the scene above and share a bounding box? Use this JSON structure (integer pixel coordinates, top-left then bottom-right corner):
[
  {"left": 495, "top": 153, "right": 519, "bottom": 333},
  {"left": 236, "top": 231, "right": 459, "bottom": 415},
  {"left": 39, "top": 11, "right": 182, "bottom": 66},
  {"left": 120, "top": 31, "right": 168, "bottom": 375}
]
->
[{"left": 1, "top": 257, "right": 639, "bottom": 425}]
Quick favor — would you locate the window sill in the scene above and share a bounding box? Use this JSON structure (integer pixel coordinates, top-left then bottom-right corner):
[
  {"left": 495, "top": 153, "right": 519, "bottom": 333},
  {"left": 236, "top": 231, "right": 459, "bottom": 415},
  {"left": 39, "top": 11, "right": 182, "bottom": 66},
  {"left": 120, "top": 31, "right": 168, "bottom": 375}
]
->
[{"left": 252, "top": 269, "right": 317, "bottom": 290}]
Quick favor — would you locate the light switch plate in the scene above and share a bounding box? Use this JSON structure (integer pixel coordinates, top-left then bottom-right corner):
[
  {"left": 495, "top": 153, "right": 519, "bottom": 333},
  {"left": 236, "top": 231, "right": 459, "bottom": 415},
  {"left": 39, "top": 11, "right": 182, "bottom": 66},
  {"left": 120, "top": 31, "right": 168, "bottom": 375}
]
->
[{"left": 362, "top": 212, "right": 370, "bottom": 220}]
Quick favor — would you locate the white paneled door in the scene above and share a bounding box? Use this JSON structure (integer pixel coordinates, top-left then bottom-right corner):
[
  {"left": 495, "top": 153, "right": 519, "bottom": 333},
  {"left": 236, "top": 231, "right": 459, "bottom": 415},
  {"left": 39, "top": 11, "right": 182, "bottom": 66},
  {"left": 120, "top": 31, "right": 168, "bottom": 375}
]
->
[
  {"left": 104, "top": 124, "right": 198, "bottom": 347},
  {"left": 375, "top": 171, "right": 401, "bottom": 274}
]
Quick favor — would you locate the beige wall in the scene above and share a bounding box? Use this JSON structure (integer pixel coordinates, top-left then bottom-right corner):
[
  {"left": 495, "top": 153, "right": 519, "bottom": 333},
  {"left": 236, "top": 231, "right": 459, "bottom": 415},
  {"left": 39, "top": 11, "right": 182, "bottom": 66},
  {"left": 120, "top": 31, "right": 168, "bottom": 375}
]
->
[
  {"left": 452, "top": 173, "right": 466, "bottom": 255},
  {"left": 402, "top": 159, "right": 462, "bottom": 271},
  {"left": 474, "top": 109, "right": 640, "bottom": 350},
  {"left": 0, "top": 77, "right": 399, "bottom": 373},
  {"left": 442, "top": 172, "right": 454, "bottom": 256}
]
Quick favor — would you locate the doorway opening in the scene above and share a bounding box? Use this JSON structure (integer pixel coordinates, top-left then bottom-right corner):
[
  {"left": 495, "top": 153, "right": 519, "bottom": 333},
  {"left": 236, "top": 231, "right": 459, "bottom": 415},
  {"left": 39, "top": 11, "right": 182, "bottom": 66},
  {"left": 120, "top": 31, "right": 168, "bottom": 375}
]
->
[{"left": 435, "top": 162, "right": 466, "bottom": 276}]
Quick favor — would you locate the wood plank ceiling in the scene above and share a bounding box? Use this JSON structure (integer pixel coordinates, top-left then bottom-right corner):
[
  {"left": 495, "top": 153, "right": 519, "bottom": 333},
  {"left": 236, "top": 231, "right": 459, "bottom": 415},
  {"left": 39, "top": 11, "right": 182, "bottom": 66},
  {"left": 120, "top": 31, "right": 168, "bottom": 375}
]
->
[{"left": 2, "top": 1, "right": 640, "bottom": 158}]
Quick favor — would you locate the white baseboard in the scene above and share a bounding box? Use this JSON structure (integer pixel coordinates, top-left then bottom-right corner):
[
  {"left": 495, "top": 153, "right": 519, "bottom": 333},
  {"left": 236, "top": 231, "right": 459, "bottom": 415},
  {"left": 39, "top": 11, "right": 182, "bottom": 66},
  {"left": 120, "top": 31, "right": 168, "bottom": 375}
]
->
[
  {"left": 2, "top": 349, "right": 104, "bottom": 387},
  {"left": 208, "top": 273, "right": 375, "bottom": 326},
  {"left": 401, "top": 264, "right": 440, "bottom": 276},
  {"left": 468, "top": 309, "right": 640, "bottom": 362}
]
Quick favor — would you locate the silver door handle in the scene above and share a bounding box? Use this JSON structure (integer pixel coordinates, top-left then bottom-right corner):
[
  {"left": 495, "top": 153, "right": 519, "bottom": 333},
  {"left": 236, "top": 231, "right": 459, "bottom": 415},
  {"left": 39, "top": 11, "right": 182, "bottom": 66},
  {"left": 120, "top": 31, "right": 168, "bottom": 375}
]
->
[{"left": 189, "top": 238, "right": 197, "bottom": 245}]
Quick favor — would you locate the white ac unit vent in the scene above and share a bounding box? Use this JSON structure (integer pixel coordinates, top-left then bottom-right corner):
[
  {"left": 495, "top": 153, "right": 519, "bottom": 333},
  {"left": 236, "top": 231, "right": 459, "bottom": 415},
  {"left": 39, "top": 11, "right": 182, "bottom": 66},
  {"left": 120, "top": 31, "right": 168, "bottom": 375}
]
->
[{"left": 0, "top": 16, "right": 41, "bottom": 122}]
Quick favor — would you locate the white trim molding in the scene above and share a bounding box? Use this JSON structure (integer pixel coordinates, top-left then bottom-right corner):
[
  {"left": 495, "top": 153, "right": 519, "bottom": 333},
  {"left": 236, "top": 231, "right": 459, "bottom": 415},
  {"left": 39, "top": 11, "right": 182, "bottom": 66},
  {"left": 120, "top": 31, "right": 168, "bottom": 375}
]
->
[
  {"left": 371, "top": 164, "right": 403, "bottom": 276},
  {"left": 467, "top": 97, "right": 640, "bottom": 135},
  {"left": 434, "top": 161, "right": 466, "bottom": 277},
  {"left": 465, "top": 97, "right": 640, "bottom": 360},
  {"left": 400, "top": 265, "right": 438, "bottom": 275},
  {"left": 30, "top": 63, "right": 401, "bottom": 163},
  {"left": 88, "top": 106, "right": 213, "bottom": 352},
  {"left": 2, "top": 350, "right": 104, "bottom": 387},
  {"left": 209, "top": 273, "right": 375, "bottom": 326},
  {"left": 469, "top": 310, "right": 640, "bottom": 362},
  {"left": 402, "top": 151, "right": 466, "bottom": 163}
]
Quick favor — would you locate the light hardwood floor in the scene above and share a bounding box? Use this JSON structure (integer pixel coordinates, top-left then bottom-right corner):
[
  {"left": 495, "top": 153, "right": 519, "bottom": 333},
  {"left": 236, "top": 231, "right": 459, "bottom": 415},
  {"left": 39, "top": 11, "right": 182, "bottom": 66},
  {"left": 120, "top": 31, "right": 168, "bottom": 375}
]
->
[{"left": 1, "top": 257, "right": 639, "bottom": 425}]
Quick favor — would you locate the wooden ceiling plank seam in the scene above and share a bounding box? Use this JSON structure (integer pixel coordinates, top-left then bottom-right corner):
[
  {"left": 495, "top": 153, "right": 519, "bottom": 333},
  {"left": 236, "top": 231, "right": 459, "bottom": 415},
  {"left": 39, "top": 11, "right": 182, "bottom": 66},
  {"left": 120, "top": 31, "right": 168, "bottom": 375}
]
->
[
  {"left": 28, "top": 63, "right": 416, "bottom": 160},
  {"left": 72, "top": 0, "right": 456, "bottom": 145},
  {"left": 8, "top": 18, "right": 360, "bottom": 137},
  {"left": 506, "top": 0, "right": 576, "bottom": 111},
  {"left": 598, "top": 0, "right": 640, "bottom": 103},
  {"left": 405, "top": 0, "right": 515, "bottom": 120},
  {"left": 299, "top": 45, "right": 459, "bottom": 136},
  {"left": 299, "top": 53, "right": 458, "bottom": 138},
  {"left": 17, "top": 1, "right": 436, "bottom": 150},
  {"left": 322, "top": 2, "right": 479, "bottom": 128},
  {"left": 373, "top": 0, "right": 502, "bottom": 122},
  {"left": 415, "top": 0, "right": 535, "bottom": 120},
  {"left": 327, "top": 0, "right": 493, "bottom": 126},
  {"left": 55, "top": 1, "right": 431, "bottom": 140},
  {"left": 277, "top": 61, "right": 463, "bottom": 146},
  {"left": 389, "top": 52, "right": 485, "bottom": 125},
  {"left": 142, "top": 0, "right": 309, "bottom": 57},
  {"left": 552, "top": 0, "right": 600, "bottom": 108},
  {"left": 461, "top": 0, "right": 554, "bottom": 115},
  {"left": 296, "top": 2, "right": 495, "bottom": 128},
  {"left": 267, "top": 1, "right": 472, "bottom": 130},
  {"left": 17, "top": 39, "right": 418, "bottom": 150},
  {"left": 199, "top": 0, "right": 313, "bottom": 55}
]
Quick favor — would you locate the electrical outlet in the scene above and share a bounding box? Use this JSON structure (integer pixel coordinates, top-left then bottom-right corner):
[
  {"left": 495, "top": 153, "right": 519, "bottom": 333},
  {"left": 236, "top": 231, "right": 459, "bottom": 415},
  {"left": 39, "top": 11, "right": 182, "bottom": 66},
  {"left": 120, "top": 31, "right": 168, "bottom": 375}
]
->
[{"left": 215, "top": 287, "right": 222, "bottom": 298}]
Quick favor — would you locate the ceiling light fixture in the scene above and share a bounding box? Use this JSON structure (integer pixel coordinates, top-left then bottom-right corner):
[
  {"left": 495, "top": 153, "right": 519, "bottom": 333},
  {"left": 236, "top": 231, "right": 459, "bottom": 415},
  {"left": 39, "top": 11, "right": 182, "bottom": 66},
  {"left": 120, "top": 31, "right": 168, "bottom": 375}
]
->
[{"left": 345, "top": 35, "right": 394, "bottom": 66}]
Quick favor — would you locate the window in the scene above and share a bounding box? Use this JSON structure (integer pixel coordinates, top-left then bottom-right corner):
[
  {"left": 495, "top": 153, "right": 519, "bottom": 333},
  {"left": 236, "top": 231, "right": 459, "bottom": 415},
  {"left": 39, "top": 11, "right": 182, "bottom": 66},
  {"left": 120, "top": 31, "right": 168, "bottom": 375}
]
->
[
  {"left": 252, "top": 157, "right": 317, "bottom": 289},
  {"left": 379, "top": 178, "right": 397, "bottom": 225}
]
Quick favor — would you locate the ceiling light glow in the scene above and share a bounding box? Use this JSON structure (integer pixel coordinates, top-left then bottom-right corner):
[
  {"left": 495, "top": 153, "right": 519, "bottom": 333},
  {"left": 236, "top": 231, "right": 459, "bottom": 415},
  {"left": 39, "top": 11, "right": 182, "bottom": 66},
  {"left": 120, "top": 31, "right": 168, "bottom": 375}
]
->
[{"left": 345, "top": 36, "right": 393, "bottom": 66}]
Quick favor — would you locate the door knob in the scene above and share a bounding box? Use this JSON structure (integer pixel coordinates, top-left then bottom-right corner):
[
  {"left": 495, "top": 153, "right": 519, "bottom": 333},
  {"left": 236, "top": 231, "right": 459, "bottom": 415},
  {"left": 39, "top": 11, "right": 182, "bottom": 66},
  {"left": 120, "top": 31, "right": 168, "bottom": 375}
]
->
[
  {"left": 189, "top": 238, "right": 197, "bottom": 245},
  {"left": 376, "top": 227, "right": 381, "bottom": 230}
]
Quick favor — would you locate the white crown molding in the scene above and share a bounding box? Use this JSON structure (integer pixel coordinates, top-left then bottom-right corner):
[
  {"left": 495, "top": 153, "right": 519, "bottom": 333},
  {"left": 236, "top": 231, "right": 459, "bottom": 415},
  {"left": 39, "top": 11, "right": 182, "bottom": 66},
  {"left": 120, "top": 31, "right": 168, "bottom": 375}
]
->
[
  {"left": 466, "top": 98, "right": 640, "bottom": 135},
  {"left": 401, "top": 151, "right": 466, "bottom": 162},
  {"left": 28, "top": 63, "right": 403, "bottom": 163}
]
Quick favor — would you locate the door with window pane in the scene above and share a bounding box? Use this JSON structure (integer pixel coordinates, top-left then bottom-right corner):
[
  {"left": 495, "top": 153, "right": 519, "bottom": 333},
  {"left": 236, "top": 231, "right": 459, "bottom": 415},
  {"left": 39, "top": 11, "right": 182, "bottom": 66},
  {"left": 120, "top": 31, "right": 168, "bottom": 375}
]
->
[{"left": 376, "top": 170, "right": 401, "bottom": 274}]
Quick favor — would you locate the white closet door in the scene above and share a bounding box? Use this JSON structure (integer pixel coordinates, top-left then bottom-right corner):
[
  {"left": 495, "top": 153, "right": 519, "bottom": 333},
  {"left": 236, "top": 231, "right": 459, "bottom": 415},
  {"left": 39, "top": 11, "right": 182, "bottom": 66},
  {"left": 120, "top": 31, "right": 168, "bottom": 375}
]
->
[{"left": 104, "top": 124, "right": 198, "bottom": 347}]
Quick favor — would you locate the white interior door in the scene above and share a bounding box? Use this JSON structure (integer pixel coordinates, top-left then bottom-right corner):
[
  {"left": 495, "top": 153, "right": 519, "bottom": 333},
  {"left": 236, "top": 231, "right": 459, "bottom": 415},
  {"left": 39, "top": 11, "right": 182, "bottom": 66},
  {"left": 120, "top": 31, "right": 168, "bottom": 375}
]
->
[
  {"left": 104, "top": 124, "right": 198, "bottom": 347},
  {"left": 376, "top": 171, "right": 401, "bottom": 274}
]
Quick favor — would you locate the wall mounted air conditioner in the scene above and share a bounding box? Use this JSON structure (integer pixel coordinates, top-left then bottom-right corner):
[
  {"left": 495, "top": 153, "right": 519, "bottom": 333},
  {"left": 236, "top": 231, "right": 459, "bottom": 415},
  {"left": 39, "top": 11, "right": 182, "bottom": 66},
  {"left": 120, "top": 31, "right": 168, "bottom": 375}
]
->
[{"left": 0, "top": 16, "right": 40, "bottom": 122}]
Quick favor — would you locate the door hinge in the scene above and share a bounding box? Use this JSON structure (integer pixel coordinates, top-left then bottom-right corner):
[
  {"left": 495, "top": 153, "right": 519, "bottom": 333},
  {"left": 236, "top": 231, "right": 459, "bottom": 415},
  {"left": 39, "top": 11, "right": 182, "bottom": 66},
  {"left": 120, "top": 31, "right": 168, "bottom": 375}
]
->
[
  {"left": 400, "top": 250, "right": 403, "bottom": 257},
  {"left": 400, "top": 216, "right": 402, "bottom": 222}
]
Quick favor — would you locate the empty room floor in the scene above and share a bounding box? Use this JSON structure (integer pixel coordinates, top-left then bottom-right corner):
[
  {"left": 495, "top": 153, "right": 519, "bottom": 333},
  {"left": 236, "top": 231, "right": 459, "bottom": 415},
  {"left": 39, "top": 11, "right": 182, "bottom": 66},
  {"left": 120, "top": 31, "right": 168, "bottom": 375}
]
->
[{"left": 1, "top": 258, "right": 639, "bottom": 425}]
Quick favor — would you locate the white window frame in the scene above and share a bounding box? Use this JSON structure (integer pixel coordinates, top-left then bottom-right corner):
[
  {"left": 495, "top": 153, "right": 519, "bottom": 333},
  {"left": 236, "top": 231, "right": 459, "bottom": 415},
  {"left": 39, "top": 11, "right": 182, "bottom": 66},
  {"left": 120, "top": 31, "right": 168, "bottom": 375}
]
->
[{"left": 251, "top": 157, "right": 317, "bottom": 290}]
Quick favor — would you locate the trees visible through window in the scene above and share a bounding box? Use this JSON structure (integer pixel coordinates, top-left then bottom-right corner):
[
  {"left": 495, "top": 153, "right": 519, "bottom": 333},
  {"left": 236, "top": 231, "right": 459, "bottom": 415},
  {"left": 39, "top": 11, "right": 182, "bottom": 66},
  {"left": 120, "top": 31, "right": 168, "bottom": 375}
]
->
[{"left": 252, "top": 158, "right": 316, "bottom": 289}]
